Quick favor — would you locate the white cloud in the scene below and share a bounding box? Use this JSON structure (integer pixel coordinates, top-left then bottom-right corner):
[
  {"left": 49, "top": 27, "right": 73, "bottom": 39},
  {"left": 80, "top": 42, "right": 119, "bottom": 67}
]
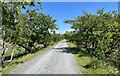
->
[
  {"left": 63, "top": 29, "right": 74, "bottom": 34},
  {"left": 55, "top": 29, "right": 74, "bottom": 34}
]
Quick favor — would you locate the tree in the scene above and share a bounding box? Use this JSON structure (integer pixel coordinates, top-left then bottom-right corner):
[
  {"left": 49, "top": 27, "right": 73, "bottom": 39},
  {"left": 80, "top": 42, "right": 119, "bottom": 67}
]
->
[
  {"left": 1, "top": 1, "right": 41, "bottom": 63},
  {"left": 64, "top": 9, "right": 120, "bottom": 69},
  {"left": 1, "top": 1, "right": 60, "bottom": 63}
]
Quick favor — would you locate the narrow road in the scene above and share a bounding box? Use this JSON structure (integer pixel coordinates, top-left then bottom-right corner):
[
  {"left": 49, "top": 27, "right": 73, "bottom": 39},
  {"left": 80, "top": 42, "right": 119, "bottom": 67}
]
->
[{"left": 10, "top": 40, "right": 80, "bottom": 74}]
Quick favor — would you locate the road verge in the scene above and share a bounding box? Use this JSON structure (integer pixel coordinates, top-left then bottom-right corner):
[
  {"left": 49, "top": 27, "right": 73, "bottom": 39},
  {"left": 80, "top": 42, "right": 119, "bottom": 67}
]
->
[
  {"left": 2, "top": 40, "right": 62, "bottom": 74},
  {"left": 67, "top": 41, "right": 119, "bottom": 74}
]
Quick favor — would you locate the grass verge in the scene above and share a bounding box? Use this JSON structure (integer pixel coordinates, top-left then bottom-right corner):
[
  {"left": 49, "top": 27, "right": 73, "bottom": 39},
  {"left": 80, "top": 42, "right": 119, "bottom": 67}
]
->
[
  {"left": 2, "top": 41, "right": 61, "bottom": 74},
  {"left": 67, "top": 41, "right": 119, "bottom": 74}
]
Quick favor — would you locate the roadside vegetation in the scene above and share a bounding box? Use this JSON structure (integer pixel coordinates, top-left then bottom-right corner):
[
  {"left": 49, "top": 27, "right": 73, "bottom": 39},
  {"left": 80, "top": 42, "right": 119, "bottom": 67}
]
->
[
  {"left": 2, "top": 41, "right": 61, "bottom": 74},
  {"left": 1, "top": 1, "right": 120, "bottom": 74},
  {"left": 1, "top": 1, "right": 64, "bottom": 74},
  {"left": 67, "top": 42, "right": 119, "bottom": 74},
  {"left": 64, "top": 9, "right": 120, "bottom": 74}
]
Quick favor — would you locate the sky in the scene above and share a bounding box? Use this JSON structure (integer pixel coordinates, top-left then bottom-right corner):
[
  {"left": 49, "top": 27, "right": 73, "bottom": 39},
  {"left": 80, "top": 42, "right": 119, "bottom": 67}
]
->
[
  {"left": 21, "top": 2, "right": 118, "bottom": 34},
  {"left": 41, "top": 0, "right": 120, "bottom": 2}
]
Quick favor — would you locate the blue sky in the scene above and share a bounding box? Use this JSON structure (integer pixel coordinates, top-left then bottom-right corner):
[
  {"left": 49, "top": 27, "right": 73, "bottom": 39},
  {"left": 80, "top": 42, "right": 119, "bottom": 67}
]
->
[
  {"left": 41, "top": 0, "right": 120, "bottom": 2},
  {"left": 21, "top": 2, "right": 118, "bottom": 34}
]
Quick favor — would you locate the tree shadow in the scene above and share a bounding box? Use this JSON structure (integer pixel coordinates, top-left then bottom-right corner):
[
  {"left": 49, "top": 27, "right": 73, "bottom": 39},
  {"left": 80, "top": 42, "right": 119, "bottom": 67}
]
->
[
  {"left": 52, "top": 47, "right": 80, "bottom": 54},
  {"left": 83, "top": 63, "right": 92, "bottom": 69},
  {"left": 52, "top": 46, "right": 89, "bottom": 58},
  {"left": 2, "top": 60, "right": 24, "bottom": 68},
  {"left": 4, "top": 46, "right": 44, "bottom": 61},
  {"left": 14, "top": 61, "right": 24, "bottom": 64},
  {"left": 4, "top": 51, "right": 28, "bottom": 61}
]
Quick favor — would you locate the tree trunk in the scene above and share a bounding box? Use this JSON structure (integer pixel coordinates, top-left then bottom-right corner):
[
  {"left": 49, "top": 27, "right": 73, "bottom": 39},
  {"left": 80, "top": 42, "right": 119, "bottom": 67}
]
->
[
  {"left": 9, "top": 45, "right": 16, "bottom": 62},
  {"left": 1, "top": 41, "right": 8, "bottom": 64}
]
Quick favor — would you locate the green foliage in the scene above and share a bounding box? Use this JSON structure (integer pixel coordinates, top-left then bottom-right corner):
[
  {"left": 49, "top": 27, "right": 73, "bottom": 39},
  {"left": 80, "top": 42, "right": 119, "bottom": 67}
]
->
[
  {"left": 65, "top": 9, "right": 120, "bottom": 73},
  {"left": 1, "top": 2, "right": 63, "bottom": 63},
  {"left": 15, "top": 10, "right": 58, "bottom": 52},
  {"left": 64, "top": 31, "right": 75, "bottom": 42},
  {"left": 67, "top": 42, "right": 119, "bottom": 74},
  {"left": 1, "top": 2, "right": 42, "bottom": 53},
  {"left": 51, "top": 33, "right": 64, "bottom": 43}
]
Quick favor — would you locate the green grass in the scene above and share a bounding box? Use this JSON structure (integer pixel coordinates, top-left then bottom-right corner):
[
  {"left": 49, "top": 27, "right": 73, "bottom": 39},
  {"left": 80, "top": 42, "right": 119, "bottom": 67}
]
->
[
  {"left": 0, "top": 67, "right": 2, "bottom": 76},
  {"left": 67, "top": 42, "right": 119, "bottom": 74},
  {"left": 74, "top": 54, "right": 91, "bottom": 73},
  {"left": 67, "top": 42, "right": 91, "bottom": 73},
  {"left": 5, "top": 44, "right": 25, "bottom": 57},
  {"left": 2, "top": 41, "right": 61, "bottom": 74}
]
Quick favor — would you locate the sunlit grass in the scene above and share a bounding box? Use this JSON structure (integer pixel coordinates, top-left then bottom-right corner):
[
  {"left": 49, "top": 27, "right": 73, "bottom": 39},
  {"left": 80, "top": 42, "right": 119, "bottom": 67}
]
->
[{"left": 74, "top": 54, "right": 91, "bottom": 73}]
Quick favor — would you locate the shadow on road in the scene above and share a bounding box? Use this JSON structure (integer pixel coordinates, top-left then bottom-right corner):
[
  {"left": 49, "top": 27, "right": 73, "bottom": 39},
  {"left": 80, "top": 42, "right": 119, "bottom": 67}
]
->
[
  {"left": 52, "top": 47, "right": 79, "bottom": 54},
  {"left": 52, "top": 45, "right": 88, "bottom": 58}
]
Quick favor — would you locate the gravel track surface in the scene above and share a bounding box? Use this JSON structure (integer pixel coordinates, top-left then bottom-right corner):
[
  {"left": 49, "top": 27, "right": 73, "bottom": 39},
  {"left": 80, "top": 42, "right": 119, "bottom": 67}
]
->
[{"left": 9, "top": 40, "right": 80, "bottom": 74}]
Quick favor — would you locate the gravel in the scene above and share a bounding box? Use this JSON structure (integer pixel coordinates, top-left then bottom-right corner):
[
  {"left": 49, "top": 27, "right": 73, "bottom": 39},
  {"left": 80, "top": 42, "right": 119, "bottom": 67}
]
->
[{"left": 9, "top": 40, "right": 80, "bottom": 74}]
